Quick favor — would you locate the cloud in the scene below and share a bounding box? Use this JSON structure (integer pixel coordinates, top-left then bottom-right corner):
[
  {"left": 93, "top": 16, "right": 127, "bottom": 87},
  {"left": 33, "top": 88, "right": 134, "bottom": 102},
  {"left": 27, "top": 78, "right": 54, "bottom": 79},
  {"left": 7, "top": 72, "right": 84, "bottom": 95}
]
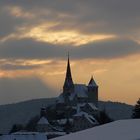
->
[
  {"left": 1, "top": 0, "right": 140, "bottom": 36},
  {"left": 0, "top": 22, "right": 115, "bottom": 46},
  {"left": 0, "top": 64, "right": 40, "bottom": 71},
  {"left": 75, "top": 38, "right": 140, "bottom": 59},
  {"left": 0, "top": 0, "right": 140, "bottom": 59},
  {"left": 0, "top": 0, "right": 140, "bottom": 41},
  {"left": 0, "top": 38, "right": 140, "bottom": 60},
  {"left": 21, "top": 24, "right": 115, "bottom": 46},
  {"left": 5, "top": 6, "right": 35, "bottom": 19},
  {"left": 0, "top": 8, "right": 23, "bottom": 37},
  {"left": 0, "top": 59, "right": 52, "bottom": 71}
]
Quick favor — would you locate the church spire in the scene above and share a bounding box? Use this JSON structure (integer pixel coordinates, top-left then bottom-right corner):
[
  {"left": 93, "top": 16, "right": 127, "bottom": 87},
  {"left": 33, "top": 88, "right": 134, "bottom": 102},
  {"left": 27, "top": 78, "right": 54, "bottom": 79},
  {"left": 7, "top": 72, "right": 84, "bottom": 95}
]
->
[
  {"left": 66, "top": 52, "right": 72, "bottom": 80},
  {"left": 63, "top": 53, "right": 74, "bottom": 93},
  {"left": 88, "top": 76, "right": 98, "bottom": 87}
]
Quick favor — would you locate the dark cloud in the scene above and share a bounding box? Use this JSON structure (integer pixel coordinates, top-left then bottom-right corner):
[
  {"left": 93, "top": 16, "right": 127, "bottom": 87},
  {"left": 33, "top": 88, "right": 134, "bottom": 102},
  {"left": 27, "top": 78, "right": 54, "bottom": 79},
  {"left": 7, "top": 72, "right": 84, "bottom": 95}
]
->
[
  {"left": 0, "top": 38, "right": 140, "bottom": 60},
  {"left": 0, "top": 0, "right": 140, "bottom": 37},
  {"left": 0, "top": 9, "right": 23, "bottom": 37},
  {"left": 0, "top": 77, "right": 55, "bottom": 105},
  {"left": 0, "top": 1, "right": 140, "bottom": 66},
  {"left": 0, "top": 39, "right": 65, "bottom": 59},
  {"left": 76, "top": 38, "right": 140, "bottom": 59}
]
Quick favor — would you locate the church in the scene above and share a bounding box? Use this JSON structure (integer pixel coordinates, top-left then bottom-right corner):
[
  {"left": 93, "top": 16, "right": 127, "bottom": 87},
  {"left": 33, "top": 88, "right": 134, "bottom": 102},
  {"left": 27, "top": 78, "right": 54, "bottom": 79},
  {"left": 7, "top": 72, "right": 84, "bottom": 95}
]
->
[
  {"left": 36, "top": 55, "right": 99, "bottom": 134},
  {"left": 57, "top": 55, "right": 98, "bottom": 107}
]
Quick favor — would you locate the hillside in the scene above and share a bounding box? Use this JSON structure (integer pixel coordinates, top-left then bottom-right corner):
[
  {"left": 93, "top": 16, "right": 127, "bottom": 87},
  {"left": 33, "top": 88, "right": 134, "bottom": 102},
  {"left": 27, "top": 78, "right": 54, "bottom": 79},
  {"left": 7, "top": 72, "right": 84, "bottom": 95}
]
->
[
  {"left": 0, "top": 98, "right": 56, "bottom": 134},
  {"left": 99, "top": 101, "right": 133, "bottom": 120},
  {"left": 52, "top": 119, "right": 140, "bottom": 140},
  {"left": 0, "top": 98, "right": 133, "bottom": 134}
]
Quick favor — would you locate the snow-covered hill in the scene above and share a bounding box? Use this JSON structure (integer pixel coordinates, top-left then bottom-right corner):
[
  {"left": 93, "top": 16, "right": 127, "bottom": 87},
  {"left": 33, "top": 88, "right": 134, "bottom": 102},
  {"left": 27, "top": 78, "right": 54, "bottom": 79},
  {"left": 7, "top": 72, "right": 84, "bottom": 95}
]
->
[
  {"left": 99, "top": 101, "right": 133, "bottom": 120},
  {"left": 0, "top": 98, "right": 133, "bottom": 134},
  {"left": 52, "top": 119, "right": 140, "bottom": 140},
  {"left": 0, "top": 98, "right": 56, "bottom": 134}
]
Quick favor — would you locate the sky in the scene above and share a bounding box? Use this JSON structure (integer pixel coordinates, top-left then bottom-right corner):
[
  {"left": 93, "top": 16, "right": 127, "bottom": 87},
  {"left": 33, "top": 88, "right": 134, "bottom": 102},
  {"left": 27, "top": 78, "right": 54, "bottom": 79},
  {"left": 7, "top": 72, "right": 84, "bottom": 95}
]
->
[{"left": 0, "top": 0, "right": 140, "bottom": 105}]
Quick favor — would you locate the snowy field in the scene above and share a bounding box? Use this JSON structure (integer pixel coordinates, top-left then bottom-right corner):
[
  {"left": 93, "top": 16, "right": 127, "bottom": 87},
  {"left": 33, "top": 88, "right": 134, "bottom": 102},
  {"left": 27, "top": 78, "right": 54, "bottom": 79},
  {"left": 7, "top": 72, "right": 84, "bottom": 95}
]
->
[
  {"left": 52, "top": 119, "right": 140, "bottom": 140},
  {"left": 0, "top": 132, "right": 47, "bottom": 140}
]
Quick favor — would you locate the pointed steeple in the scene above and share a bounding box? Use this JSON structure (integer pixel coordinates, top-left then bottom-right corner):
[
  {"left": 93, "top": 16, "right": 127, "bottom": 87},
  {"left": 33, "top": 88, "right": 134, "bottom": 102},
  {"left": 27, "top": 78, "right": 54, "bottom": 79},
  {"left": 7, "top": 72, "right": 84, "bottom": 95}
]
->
[
  {"left": 88, "top": 76, "right": 98, "bottom": 87},
  {"left": 66, "top": 52, "right": 73, "bottom": 81},
  {"left": 63, "top": 53, "right": 74, "bottom": 93}
]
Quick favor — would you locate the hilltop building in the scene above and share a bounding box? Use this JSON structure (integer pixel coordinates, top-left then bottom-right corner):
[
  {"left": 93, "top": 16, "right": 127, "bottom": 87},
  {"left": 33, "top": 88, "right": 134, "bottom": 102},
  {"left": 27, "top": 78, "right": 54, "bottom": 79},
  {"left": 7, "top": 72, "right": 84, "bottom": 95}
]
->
[{"left": 57, "top": 55, "right": 98, "bottom": 107}]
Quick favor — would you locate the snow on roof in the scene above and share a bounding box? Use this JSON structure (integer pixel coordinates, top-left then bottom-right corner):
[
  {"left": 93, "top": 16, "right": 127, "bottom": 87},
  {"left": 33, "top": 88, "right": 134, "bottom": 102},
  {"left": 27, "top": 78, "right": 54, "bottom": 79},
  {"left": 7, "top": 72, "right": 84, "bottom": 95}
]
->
[
  {"left": 88, "top": 103, "right": 98, "bottom": 110},
  {"left": 57, "top": 94, "right": 65, "bottom": 103},
  {"left": 73, "top": 111, "right": 87, "bottom": 117},
  {"left": 77, "top": 103, "right": 98, "bottom": 111},
  {"left": 52, "top": 119, "right": 140, "bottom": 140},
  {"left": 38, "top": 117, "right": 49, "bottom": 125},
  {"left": 76, "top": 103, "right": 85, "bottom": 113},
  {"left": 69, "top": 84, "right": 88, "bottom": 101},
  {"left": 57, "top": 84, "right": 88, "bottom": 102},
  {"left": 69, "top": 92, "right": 75, "bottom": 101},
  {"left": 77, "top": 103, "right": 86, "bottom": 107},
  {"left": 57, "top": 119, "right": 66, "bottom": 125},
  {"left": 44, "top": 132, "right": 66, "bottom": 135},
  {"left": 73, "top": 111, "right": 97, "bottom": 125},
  {"left": 13, "top": 132, "right": 40, "bottom": 135},
  {"left": 74, "top": 84, "right": 88, "bottom": 98},
  {"left": 1, "top": 133, "right": 47, "bottom": 140},
  {"left": 56, "top": 119, "right": 73, "bottom": 125},
  {"left": 76, "top": 104, "right": 81, "bottom": 113}
]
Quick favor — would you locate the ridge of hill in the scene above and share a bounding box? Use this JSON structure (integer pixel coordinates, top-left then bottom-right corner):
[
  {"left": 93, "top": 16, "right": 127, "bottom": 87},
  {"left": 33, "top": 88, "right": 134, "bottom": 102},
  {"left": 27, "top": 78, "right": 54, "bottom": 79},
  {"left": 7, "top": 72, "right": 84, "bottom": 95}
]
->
[{"left": 0, "top": 98, "right": 133, "bottom": 133}]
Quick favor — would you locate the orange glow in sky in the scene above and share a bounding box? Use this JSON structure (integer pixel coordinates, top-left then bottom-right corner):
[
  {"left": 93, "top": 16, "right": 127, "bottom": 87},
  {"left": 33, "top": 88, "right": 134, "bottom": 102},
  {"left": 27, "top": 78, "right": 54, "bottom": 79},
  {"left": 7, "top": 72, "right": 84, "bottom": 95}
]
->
[{"left": 0, "top": 1, "right": 140, "bottom": 105}]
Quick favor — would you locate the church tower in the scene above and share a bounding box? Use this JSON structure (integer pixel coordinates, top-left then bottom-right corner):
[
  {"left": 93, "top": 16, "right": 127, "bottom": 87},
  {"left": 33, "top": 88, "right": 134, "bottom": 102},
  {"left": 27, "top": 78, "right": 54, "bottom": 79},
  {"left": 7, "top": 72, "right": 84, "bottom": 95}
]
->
[
  {"left": 63, "top": 54, "right": 74, "bottom": 94},
  {"left": 87, "top": 76, "right": 98, "bottom": 107}
]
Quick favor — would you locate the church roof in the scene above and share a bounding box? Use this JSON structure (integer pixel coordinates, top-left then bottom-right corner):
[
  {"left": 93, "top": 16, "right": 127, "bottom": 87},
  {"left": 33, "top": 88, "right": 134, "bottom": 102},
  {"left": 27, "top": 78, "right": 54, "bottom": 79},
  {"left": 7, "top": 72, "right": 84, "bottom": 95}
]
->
[
  {"left": 73, "top": 111, "right": 97, "bottom": 124},
  {"left": 63, "top": 53, "right": 74, "bottom": 90},
  {"left": 38, "top": 117, "right": 49, "bottom": 125},
  {"left": 69, "top": 84, "right": 88, "bottom": 100},
  {"left": 56, "top": 118, "right": 73, "bottom": 125},
  {"left": 88, "top": 76, "right": 98, "bottom": 87},
  {"left": 88, "top": 103, "right": 98, "bottom": 110},
  {"left": 57, "top": 84, "right": 88, "bottom": 102},
  {"left": 77, "top": 103, "right": 98, "bottom": 110},
  {"left": 57, "top": 94, "right": 65, "bottom": 103},
  {"left": 74, "top": 84, "right": 88, "bottom": 98}
]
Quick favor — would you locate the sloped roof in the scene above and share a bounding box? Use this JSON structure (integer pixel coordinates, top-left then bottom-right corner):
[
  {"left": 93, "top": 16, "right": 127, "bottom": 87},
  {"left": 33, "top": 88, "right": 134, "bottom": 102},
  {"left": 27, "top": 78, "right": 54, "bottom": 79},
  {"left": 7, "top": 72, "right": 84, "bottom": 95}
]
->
[
  {"left": 57, "top": 94, "right": 65, "bottom": 103},
  {"left": 38, "top": 117, "right": 49, "bottom": 125},
  {"left": 73, "top": 111, "right": 97, "bottom": 124},
  {"left": 56, "top": 119, "right": 73, "bottom": 125},
  {"left": 88, "top": 77, "right": 98, "bottom": 87},
  {"left": 57, "top": 84, "right": 88, "bottom": 102},
  {"left": 88, "top": 103, "right": 98, "bottom": 110},
  {"left": 69, "top": 84, "right": 88, "bottom": 100},
  {"left": 74, "top": 84, "right": 88, "bottom": 98}
]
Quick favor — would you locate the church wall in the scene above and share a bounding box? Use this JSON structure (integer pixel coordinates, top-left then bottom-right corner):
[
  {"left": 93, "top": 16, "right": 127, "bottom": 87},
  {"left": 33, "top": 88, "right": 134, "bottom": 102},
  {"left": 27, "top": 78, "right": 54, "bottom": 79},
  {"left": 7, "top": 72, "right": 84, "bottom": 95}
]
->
[
  {"left": 87, "top": 87, "right": 98, "bottom": 107},
  {"left": 37, "top": 124, "right": 53, "bottom": 132}
]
